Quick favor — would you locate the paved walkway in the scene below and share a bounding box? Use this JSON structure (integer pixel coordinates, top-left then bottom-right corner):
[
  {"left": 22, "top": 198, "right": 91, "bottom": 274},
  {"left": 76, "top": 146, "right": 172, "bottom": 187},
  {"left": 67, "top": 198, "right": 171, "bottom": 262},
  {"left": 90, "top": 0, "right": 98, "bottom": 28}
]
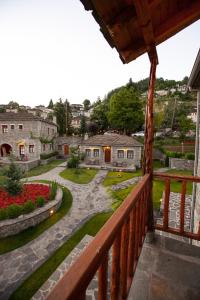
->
[
  {"left": 0, "top": 163, "right": 111, "bottom": 299},
  {"left": 111, "top": 176, "right": 142, "bottom": 191}
]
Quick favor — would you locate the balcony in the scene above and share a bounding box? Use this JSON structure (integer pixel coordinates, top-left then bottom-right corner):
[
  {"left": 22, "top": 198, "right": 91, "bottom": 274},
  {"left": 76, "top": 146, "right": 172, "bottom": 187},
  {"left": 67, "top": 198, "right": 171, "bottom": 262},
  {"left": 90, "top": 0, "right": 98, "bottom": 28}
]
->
[{"left": 46, "top": 173, "right": 200, "bottom": 300}]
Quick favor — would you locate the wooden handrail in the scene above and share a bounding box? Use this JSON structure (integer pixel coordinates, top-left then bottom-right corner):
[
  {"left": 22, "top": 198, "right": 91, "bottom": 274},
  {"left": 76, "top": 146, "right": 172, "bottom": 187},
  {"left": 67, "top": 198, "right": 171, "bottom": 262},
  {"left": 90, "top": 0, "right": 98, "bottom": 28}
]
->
[
  {"left": 154, "top": 172, "right": 200, "bottom": 241},
  {"left": 154, "top": 172, "right": 200, "bottom": 182},
  {"left": 47, "top": 174, "right": 151, "bottom": 300}
]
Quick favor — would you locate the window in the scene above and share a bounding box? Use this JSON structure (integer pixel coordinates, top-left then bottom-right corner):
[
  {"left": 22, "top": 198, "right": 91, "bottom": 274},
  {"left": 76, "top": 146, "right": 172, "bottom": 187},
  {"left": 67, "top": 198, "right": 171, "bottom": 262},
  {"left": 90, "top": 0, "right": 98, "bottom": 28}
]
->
[
  {"left": 50, "top": 143, "right": 53, "bottom": 150},
  {"left": 43, "top": 144, "right": 46, "bottom": 151},
  {"left": 93, "top": 149, "right": 99, "bottom": 157},
  {"left": 18, "top": 124, "right": 23, "bottom": 130},
  {"left": 117, "top": 150, "right": 124, "bottom": 158},
  {"left": 29, "top": 145, "right": 34, "bottom": 153},
  {"left": 58, "top": 145, "right": 62, "bottom": 150},
  {"left": 19, "top": 145, "right": 25, "bottom": 155},
  {"left": 48, "top": 128, "right": 50, "bottom": 135},
  {"left": 127, "top": 150, "right": 134, "bottom": 159},
  {"left": 10, "top": 124, "right": 15, "bottom": 130},
  {"left": 86, "top": 149, "right": 91, "bottom": 157},
  {"left": 2, "top": 125, "right": 8, "bottom": 133},
  {"left": 52, "top": 128, "right": 54, "bottom": 134}
]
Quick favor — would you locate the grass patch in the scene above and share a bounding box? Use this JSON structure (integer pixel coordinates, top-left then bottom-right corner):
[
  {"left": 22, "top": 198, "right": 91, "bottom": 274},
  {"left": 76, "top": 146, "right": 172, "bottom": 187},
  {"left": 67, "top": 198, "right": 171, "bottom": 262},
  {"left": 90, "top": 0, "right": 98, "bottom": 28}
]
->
[
  {"left": 59, "top": 168, "right": 98, "bottom": 184},
  {"left": 10, "top": 212, "right": 112, "bottom": 300},
  {"left": 0, "top": 184, "right": 72, "bottom": 254},
  {"left": 153, "top": 160, "right": 164, "bottom": 169},
  {"left": 153, "top": 179, "right": 193, "bottom": 210},
  {"left": 111, "top": 184, "right": 137, "bottom": 210},
  {"left": 24, "top": 160, "right": 66, "bottom": 178},
  {"left": 165, "top": 169, "right": 193, "bottom": 176},
  {"left": 103, "top": 170, "right": 142, "bottom": 187}
]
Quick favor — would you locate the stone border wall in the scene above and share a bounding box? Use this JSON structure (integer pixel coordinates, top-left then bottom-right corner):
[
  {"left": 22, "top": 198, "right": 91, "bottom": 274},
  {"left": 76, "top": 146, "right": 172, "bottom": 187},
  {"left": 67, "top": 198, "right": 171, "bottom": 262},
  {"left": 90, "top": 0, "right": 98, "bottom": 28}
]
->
[
  {"left": 0, "top": 185, "right": 63, "bottom": 238},
  {"left": 169, "top": 158, "right": 194, "bottom": 171},
  {"left": 40, "top": 155, "right": 58, "bottom": 165}
]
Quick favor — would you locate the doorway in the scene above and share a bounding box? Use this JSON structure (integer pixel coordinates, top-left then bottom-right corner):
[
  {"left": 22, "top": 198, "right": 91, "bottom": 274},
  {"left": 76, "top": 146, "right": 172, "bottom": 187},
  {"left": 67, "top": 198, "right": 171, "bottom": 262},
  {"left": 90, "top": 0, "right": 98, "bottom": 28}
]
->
[
  {"left": 64, "top": 144, "right": 69, "bottom": 155},
  {"left": 0, "top": 143, "right": 12, "bottom": 157},
  {"left": 104, "top": 147, "right": 111, "bottom": 163}
]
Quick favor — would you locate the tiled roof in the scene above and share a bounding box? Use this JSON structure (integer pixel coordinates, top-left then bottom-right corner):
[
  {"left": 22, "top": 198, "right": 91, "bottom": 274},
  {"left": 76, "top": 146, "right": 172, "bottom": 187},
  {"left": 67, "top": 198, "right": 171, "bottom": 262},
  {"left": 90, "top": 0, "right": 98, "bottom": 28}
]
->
[
  {"left": 0, "top": 112, "right": 57, "bottom": 126},
  {"left": 82, "top": 134, "right": 142, "bottom": 147},
  {"left": 56, "top": 136, "right": 83, "bottom": 145}
]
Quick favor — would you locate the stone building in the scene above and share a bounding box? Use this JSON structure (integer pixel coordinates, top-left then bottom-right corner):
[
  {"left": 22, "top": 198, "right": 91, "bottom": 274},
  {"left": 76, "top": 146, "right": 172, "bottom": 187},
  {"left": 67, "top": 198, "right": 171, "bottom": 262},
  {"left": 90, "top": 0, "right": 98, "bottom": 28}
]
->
[
  {"left": 80, "top": 134, "right": 142, "bottom": 167},
  {"left": 0, "top": 112, "right": 57, "bottom": 160},
  {"left": 56, "top": 136, "right": 83, "bottom": 157},
  {"left": 188, "top": 49, "right": 200, "bottom": 241}
]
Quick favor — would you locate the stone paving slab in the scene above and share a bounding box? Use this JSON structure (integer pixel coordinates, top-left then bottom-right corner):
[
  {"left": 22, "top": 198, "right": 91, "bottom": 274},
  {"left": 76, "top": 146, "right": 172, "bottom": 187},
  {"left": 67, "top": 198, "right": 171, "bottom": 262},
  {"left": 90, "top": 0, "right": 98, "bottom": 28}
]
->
[
  {"left": 0, "top": 164, "right": 111, "bottom": 300},
  {"left": 111, "top": 176, "right": 142, "bottom": 191}
]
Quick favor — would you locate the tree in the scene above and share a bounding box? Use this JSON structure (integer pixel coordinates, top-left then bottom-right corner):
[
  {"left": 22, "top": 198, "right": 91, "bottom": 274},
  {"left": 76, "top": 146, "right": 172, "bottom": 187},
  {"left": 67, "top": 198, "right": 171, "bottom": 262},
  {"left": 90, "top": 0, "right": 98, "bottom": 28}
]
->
[
  {"left": 4, "top": 160, "right": 22, "bottom": 196},
  {"left": 65, "top": 99, "right": 72, "bottom": 135},
  {"left": 90, "top": 100, "right": 109, "bottom": 133},
  {"left": 48, "top": 99, "right": 54, "bottom": 109},
  {"left": 54, "top": 99, "right": 66, "bottom": 136},
  {"left": 7, "top": 101, "right": 19, "bottom": 109},
  {"left": 178, "top": 115, "right": 194, "bottom": 141},
  {"left": 87, "top": 121, "right": 98, "bottom": 136},
  {"left": 67, "top": 147, "right": 80, "bottom": 169},
  {"left": 108, "top": 86, "right": 144, "bottom": 134},
  {"left": 154, "top": 111, "right": 164, "bottom": 134},
  {"left": 80, "top": 115, "right": 87, "bottom": 136},
  {"left": 83, "top": 99, "right": 91, "bottom": 111}
]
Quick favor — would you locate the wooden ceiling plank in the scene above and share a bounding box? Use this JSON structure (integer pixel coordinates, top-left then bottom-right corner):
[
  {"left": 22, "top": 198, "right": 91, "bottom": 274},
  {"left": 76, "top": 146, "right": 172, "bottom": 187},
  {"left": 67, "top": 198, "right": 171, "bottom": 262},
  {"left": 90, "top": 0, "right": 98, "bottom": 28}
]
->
[
  {"left": 132, "top": 0, "right": 158, "bottom": 63},
  {"left": 155, "top": 0, "right": 200, "bottom": 45}
]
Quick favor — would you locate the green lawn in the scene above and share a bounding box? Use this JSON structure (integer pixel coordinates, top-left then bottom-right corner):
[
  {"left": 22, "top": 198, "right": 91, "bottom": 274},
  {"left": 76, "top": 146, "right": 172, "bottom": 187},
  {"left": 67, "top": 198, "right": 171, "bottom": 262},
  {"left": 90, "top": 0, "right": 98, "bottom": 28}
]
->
[
  {"left": 10, "top": 211, "right": 112, "bottom": 300},
  {"left": 24, "top": 159, "right": 66, "bottom": 178},
  {"left": 59, "top": 168, "right": 98, "bottom": 184},
  {"left": 165, "top": 169, "right": 193, "bottom": 176},
  {"left": 0, "top": 184, "right": 72, "bottom": 254},
  {"left": 111, "top": 184, "right": 137, "bottom": 210},
  {"left": 103, "top": 170, "right": 142, "bottom": 187}
]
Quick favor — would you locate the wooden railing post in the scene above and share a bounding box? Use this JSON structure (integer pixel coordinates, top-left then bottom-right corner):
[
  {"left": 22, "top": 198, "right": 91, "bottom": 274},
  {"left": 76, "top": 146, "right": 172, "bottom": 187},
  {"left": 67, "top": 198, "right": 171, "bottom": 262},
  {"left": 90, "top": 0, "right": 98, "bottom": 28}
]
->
[{"left": 143, "top": 51, "right": 158, "bottom": 235}]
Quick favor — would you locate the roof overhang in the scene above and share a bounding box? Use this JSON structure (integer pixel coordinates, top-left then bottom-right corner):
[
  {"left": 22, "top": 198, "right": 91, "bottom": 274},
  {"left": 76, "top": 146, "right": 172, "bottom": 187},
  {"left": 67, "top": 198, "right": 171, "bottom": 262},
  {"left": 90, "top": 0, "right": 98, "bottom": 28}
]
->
[
  {"left": 188, "top": 49, "right": 200, "bottom": 91},
  {"left": 80, "top": 0, "right": 200, "bottom": 64}
]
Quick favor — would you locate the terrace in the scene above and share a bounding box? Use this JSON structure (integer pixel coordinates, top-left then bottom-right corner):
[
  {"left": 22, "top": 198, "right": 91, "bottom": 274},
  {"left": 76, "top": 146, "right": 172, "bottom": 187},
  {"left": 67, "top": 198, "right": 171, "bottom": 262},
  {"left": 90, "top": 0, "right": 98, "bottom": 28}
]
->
[{"left": 46, "top": 1, "right": 200, "bottom": 299}]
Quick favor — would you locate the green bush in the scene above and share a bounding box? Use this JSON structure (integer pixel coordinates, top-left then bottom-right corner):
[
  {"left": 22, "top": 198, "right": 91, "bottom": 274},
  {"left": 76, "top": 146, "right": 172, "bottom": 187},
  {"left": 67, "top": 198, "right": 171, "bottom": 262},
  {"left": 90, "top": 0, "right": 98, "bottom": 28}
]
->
[
  {"left": 50, "top": 182, "right": 58, "bottom": 200},
  {"left": 0, "top": 208, "right": 8, "bottom": 220},
  {"left": 36, "top": 196, "right": 45, "bottom": 207},
  {"left": 22, "top": 200, "right": 36, "bottom": 214},
  {"left": 166, "top": 151, "right": 184, "bottom": 158},
  {"left": 40, "top": 151, "right": 58, "bottom": 160},
  {"left": 185, "top": 153, "right": 195, "bottom": 160},
  {"left": 7, "top": 204, "right": 23, "bottom": 219}
]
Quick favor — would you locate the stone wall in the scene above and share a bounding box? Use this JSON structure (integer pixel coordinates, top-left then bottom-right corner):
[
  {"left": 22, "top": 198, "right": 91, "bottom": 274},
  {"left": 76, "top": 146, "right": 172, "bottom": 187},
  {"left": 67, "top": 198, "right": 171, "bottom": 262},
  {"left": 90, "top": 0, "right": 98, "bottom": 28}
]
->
[
  {"left": 169, "top": 158, "right": 194, "bottom": 170},
  {"left": 40, "top": 155, "right": 58, "bottom": 165},
  {"left": 80, "top": 145, "right": 142, "bottom": 167},
  {"left": 0, "top": 159, "right": 40, "bottom": 171},
  {"left": 0, "top": 186, "right": 63, "bottom": 238}
]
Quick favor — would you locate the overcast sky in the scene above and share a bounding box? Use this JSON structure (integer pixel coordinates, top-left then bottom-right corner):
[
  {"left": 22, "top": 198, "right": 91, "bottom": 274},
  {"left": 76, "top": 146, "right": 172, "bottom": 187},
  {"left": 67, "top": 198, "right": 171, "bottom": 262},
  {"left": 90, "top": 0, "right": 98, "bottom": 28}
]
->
[{"left": 0, "top": 0, "right": 199, "bottom": 107}]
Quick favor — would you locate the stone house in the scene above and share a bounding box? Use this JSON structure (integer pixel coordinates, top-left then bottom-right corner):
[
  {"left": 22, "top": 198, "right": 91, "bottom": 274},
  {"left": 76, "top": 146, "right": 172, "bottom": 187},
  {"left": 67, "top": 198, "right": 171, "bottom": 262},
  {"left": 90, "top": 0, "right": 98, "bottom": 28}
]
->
[
  {"left": 0, "top": 112, "right": 57, "bottom": 160},
  {"left": 56, "top": 136, "right": 83, "bottom": 157},
  {"left": 80, "top": 134, "right": 142, "bottom": 167},
  {"left": 188, "top": 49, "right": 200, "bottom": 242}
]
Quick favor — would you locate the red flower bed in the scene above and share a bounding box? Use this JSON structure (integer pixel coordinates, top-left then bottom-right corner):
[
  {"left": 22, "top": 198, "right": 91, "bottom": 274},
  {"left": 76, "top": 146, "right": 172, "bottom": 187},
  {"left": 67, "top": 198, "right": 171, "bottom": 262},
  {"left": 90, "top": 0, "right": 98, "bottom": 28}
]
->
[{"left": 0, "top": 184, "right": 50, "bottom": 209}]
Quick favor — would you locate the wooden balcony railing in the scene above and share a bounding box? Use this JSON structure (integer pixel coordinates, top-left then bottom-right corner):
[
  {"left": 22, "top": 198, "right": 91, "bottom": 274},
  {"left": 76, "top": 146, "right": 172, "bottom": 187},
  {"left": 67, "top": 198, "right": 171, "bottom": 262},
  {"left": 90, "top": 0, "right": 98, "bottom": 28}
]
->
[
  {"left": 154, "top": 173, "right": 200, "bottom": 241},
  {"left": 47, "top": 174, "right": 151, "bottom": 300}
]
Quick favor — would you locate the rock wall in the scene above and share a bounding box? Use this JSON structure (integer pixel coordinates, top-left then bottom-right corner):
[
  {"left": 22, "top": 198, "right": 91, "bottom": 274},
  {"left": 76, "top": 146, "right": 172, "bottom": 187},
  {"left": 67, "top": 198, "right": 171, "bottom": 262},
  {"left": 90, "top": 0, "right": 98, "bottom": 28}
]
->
[{"left": 169, "top": 158, "right": 194, "bottom": 170}]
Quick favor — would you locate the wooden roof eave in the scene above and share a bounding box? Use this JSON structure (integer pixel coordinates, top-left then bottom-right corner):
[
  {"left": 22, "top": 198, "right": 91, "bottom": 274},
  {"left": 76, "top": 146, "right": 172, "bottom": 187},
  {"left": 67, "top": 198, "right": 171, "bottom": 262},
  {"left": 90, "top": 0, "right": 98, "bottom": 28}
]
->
[{"left": 188, "top": 49, "right": 200, "bottom": 91}]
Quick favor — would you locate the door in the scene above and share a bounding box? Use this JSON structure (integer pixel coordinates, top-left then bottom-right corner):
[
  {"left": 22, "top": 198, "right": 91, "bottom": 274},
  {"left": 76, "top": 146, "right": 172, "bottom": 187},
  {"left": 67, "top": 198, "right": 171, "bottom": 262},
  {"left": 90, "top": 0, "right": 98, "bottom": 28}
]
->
[
  {"left": 104, "top": 147, "right": 111, "bottom": 163},
  {"left": 64, "top": 144, "right": 69, "bottom": 155}
]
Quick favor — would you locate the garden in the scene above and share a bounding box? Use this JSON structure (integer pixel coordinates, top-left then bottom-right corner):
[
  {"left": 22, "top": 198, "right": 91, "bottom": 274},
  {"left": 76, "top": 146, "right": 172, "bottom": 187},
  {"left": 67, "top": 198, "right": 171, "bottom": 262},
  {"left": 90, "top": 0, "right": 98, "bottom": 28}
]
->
[{"left": 0, "top": 161, "right": 58, "bottom": 220}]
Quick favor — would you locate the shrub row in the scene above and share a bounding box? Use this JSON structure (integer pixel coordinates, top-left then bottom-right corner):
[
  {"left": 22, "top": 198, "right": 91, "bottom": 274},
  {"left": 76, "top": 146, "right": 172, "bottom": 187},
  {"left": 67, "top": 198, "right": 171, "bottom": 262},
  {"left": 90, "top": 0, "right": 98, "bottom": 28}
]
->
[
  {"left": 165, "top": 151, "right": 195, "bottom": 160},
  {"left": 40, "top": 151, "right": 58, "bottom": 160},
  {"left": 50, "top": 182, "right": 58, "bottom": 200},
  {"left": 0, "top": 196, "right": 46, "bottom": 221}
]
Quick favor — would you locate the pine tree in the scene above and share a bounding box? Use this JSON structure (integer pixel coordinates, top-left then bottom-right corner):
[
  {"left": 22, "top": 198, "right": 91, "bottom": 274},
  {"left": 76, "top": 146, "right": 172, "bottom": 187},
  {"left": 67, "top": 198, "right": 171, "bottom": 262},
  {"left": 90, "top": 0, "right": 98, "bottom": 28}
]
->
[
  {"left": 48, "top": 99, "right": 54, "bottom": 109},
  {"left": 4, "top": 161, "right": 23, "bottom": 196}
]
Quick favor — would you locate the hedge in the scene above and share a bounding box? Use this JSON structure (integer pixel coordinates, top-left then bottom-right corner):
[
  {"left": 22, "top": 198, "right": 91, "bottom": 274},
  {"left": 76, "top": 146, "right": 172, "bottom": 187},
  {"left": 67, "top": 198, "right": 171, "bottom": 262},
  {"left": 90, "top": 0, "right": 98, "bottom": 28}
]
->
[{"left": 40, "top": 151, "right": 58, "bottom": 160}]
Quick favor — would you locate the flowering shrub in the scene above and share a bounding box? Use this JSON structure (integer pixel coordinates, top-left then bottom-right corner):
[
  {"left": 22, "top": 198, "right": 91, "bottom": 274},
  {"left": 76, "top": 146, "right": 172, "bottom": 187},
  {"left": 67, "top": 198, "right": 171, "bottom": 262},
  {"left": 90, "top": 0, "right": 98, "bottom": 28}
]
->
[{"left": 0, "top": 184, "right": 50, "bottom": 210}]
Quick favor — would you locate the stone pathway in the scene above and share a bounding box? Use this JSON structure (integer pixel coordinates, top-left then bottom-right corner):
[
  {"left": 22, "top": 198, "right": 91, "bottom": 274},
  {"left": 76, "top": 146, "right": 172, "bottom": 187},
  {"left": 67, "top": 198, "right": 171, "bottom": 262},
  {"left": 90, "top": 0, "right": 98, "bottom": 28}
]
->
[
  {"left": 111, "top": 176, "right": 142, "bottom": 191},
  {"left": 0, "top": 163, "right": 111, "bottom": 300}
]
